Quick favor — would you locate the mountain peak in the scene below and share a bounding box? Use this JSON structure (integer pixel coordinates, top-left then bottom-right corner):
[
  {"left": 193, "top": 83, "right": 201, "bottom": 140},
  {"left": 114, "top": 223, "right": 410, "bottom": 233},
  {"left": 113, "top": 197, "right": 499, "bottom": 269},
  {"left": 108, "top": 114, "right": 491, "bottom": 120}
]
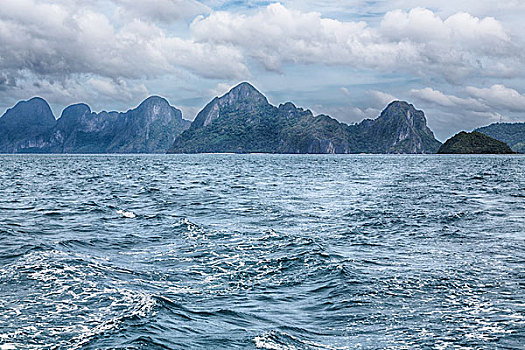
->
[
  {"left": 190, "top": 82, "right": 270, "bottom": 129},
  {"left": 384, "top": 100, "right": 414, "bottom": 112},
  {"left": 27, "top": 96, "right": 49, "bottom": 106},
  {"left": 220, "top": 82, "right": 268, "bottom": 104},
  {"left": 137, "top": 96, "right": 171, "bottom": 110},
  {"left": 1, "top": 97, "right": 55, "bottom": 126},
  {"left": 380, "top": 100, "right": 423, "bottom": 123},
  {"left": 229, "top": 81, "right": 258, "bottom": 93},
  {"left": 134, "top": 96, "right": 182, "bottom": 122},
  {"left": 475, "top": 122, "right": 525, "bottom": 153},
  {"left": 61, "top": 103, "right": 91, "bottom": 119},
  {"left": 0, "top": 96, "right": 56, "bottom": 152},
  {"left": 10, "top": 97, "right": 52, "bottom": 113},
  {"left": 356, "top": 100, "right": 441, "bottom": 153}
]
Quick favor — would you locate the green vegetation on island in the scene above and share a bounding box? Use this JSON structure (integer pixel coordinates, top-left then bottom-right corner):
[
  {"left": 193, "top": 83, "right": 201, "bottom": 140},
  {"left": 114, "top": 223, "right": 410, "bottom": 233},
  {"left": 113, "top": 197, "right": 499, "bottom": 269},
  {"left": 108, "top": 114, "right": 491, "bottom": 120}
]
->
[
  {"left": 437, "top": 131, "right": 516, "bottom": 154},
  {"left": 1, "top": 82, "right": 523, "bottom": 155},
  {"left": 169, "top": 82, "right": 442, "bottom": 154},
  {"left": 475, "top": 122, "right": 525, "bottom": 153}
]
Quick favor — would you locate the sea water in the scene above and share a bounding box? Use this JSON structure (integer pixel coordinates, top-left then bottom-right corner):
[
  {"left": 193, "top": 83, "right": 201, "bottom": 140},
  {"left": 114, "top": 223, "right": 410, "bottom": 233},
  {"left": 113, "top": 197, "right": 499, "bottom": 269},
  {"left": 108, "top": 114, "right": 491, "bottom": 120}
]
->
[{"left": 0, "top": 154, "right": 523, "bottom": 349}]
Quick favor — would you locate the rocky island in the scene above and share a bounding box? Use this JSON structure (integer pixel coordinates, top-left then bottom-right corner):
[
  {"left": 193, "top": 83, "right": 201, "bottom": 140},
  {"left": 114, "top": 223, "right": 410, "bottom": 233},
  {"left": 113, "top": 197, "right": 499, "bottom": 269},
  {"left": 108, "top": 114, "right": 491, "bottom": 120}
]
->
[
  {"left": 2, "top": 82, "right": 523, "bottom": 155},
  {"left": 169, "top": 82, "right": 441, "bottom": 154},
  {"left": 475, "top": 122, "right": 525, "bottom": 153},
  {"left": 437, "top": 131, "right": 516, "bottom": 154},
  {"left": 0, "top": 96, "right": 190, "bottom": 153}
]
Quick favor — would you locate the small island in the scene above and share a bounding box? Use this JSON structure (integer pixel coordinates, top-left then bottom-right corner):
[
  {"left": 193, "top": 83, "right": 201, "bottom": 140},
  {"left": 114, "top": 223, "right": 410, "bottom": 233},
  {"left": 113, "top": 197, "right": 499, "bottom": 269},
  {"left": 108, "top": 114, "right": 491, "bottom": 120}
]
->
[{"left": 437, "top": 131, "right": 516, "bottom": 154}]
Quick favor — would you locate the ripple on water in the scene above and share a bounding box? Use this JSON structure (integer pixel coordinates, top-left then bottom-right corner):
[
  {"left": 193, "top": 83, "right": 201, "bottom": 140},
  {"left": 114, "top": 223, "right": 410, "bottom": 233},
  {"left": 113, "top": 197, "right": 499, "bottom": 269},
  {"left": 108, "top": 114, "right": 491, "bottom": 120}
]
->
[
  {"left": 0, "top": 154, "right": 523, "bottom": 349},
  {"left": 0, "top": 249, "right": 157, "bottom": 349}
]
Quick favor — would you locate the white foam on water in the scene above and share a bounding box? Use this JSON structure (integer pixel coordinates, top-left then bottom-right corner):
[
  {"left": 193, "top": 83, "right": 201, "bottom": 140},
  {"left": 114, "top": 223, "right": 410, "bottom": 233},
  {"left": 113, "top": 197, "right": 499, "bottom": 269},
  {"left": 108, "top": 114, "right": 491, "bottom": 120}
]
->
[
  {"left": 65, "top": 289, "right": 157, "bottom": 350},
  {"left": 117, "top": 210, "right": 136, "bottom": 218},
  {"left": 254, "top": 335, "right": 296, "bottom": 350},
  {"left": 254, "top": 332, "right": 348, "bottom": 350},
  {"left": 1, "top": 248, "right": 158, "bottom": 349},
  {"left": 0, "top": 344, "right": 17, "bottom": 350}
]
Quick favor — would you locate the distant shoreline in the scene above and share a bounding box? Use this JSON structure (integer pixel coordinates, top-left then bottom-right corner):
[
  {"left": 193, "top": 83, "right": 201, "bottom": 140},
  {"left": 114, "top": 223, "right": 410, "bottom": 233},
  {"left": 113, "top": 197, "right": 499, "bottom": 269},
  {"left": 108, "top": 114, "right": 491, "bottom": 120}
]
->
[{"left": 0, "top": 152, "right": 521, "bottom": 156}]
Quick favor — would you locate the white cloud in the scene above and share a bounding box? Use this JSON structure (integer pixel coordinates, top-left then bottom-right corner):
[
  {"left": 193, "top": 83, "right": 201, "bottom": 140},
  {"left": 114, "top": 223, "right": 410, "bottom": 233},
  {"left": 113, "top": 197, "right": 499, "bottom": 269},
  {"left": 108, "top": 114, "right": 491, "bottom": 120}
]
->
[
  {"left": 0, "top": 1, "right": 520, "bottom": 90},
  {"left": 191, "top": 4, "right": 418, "bottom": 71},
  {"left": 114, "top": 0, "right": 210, "bottom": 23},
  {"left": 311, "top": 104, "right": 370, "bottom": 125},
  {"left": 86, "top": 77, "right": 149, "bottom": 103},
  {"left": 465, "top": 84, "right": 525, "bottom": 112},
  {"left": 0, "top": 73, "right": 149, "bottom": 107},
  {"left": 0, "top": 0, "right": 248, "bottom": 83},
  {"left": 340, "top": 87, "right": 351, "bottom": 97},
  {"left": 368, "top": 90, "right": 397, "bottom": 106},
  {"left": 209, "top": 82, "right": 234, "bottom": 97},
  {"left": 190, "top": 3, "right": 516, "bottom": 82},
  {"left": 410, "top": 85, "right": 525, "bottom": 139},
  {"left": 1, "top": 0, "right": 524, "bottom": 141},
  {"left": 412, "top": 85, "right": 525, "bottom": 114},
  {"left": 381, "top": 8, "right": 509, "bottom": 45},
  {"left": 410, "top": 87, "right": 487, "bottom": 112},
  {"left": 381, "top": 8, "right": 450, "bottom": 42}
]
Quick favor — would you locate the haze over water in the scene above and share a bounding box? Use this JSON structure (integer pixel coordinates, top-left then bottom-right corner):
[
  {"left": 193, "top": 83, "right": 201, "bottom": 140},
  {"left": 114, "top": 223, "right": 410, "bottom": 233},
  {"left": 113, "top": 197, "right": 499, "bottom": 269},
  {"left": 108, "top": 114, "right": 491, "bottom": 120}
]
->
[{"left": 0, "top": 154, "right": 523, "bottom": 349}]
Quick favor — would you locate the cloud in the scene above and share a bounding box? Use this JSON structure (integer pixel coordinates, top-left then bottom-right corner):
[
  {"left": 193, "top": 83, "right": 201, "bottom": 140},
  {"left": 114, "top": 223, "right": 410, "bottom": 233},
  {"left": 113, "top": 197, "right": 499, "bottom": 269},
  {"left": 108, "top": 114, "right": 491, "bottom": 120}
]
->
[
  {"left": 191, "top": 3, "right": 417, "bottom": 71},
  {"left": 178, "top": 105, "right": 201, "bottom": 121},
  {"left": 409, "top": 85, "right": 525, "bottom": 140},
  {"left": 381, "top": 8, "right": 509, "bottom": 45},
  {"left": 209, "top": 82, "right": 234, "bottom": 97},
  {"left": 86, "top": 78, "right": 149, "bottom": 103},
  {"left": 328, "top": 89, "right": 395, "bottom": 124},
  {"left": 340, "top": 87, "right": 351, "bottom": 97},
  {"left": 0, "top": 1, "right": 520, "bottom": 91},
  {"left": 0, "top": 73, "right": 150, "bottom": 111},
  {"left": 368, "top": 90, "right": 397, "bottom": 106},
  {"left": 191, "top": 3, "right": 516, "bottom": 82},
  {"left": 0, "top": 0, "right": 248, "bottom": 84},
  {"left": 114, "top": 0, "right": 210, "bottom": 23},
  {"left": 410, "top": 87, "right": 488, "bottom": 112},
  {"left": 412, "top": 84, "right": 525, "bottom": 114},
  {"left": 1, "top": 0, "right": 524, "bottom": 141},
  {"left": 465, "top": 84, "right": 525, "bottom": 112},
  {"left": 311, "top": 104, "right": 371, "bottom": 125}
]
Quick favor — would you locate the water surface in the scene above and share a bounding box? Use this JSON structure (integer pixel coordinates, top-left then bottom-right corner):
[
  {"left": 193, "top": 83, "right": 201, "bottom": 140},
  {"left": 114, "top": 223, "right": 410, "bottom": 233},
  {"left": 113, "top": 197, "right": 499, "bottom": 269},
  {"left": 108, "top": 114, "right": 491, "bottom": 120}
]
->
[{"left": 0, "top": 154, "right": 523, "bottom": 349}]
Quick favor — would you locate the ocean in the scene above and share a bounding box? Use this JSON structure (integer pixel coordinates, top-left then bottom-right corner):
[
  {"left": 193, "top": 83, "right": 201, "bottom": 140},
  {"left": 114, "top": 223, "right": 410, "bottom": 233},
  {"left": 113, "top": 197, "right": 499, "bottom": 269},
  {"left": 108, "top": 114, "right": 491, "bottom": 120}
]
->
[{"left": 0, "top": 154, "right": 523, "bottom": 349}]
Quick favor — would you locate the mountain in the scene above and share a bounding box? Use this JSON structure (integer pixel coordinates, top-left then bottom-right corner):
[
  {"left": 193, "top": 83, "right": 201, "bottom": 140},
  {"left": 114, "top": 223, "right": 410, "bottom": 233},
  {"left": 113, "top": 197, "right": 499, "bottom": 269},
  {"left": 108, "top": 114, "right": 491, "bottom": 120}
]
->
[
  {"left": 44, "top": 96, "right": 190, "bottom": 153},
  {"left": 437, "top": 131, "right": 515, "bottom": 154},
  {"left": 474, "top": 122, "right": 525, "bottom": 153},
  {"left": 0, "top": 85, "right": 442, "bottom": 154},
  {"left": 353, "top": 101, "right": 441, "bottom": 153},
  {"left": 169, "top": 82, "right": 441, "bottom": 154},
  {"left": 0, "top": 96, "right": 190, "bottom": 153},
  {"left": 0, "top": 97, "right": 56, "bottom": 153}
]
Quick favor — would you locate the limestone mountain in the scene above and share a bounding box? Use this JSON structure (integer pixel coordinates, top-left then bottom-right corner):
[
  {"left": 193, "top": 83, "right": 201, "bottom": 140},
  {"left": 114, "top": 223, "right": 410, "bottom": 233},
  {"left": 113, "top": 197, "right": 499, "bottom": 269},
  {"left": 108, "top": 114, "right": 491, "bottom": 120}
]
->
[
  {"left": 0, "top": 96, "right": 190, "bottom": 153},
  {"left": 169, "top": 83, "right": 441, "bottom": 154},
  {"left": 353, "top": 101, "right": 441, "bottom": 153},
  {"left": 0, "top": 97, "right": 56, "bottom": 153}
]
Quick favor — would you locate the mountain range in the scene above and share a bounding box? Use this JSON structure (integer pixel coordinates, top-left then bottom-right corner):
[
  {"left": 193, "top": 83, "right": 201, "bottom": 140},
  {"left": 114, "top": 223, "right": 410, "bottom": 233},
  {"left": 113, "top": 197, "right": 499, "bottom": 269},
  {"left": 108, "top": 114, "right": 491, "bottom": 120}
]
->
[
  {"left": 169, "top": 82, "right": 441, "bottom": 154},
  {"left": 0, "top": 96, "right": 190, "bottom": 153},
  {"left": 0, "top": 82, "right": 522, "bottom": 154}
]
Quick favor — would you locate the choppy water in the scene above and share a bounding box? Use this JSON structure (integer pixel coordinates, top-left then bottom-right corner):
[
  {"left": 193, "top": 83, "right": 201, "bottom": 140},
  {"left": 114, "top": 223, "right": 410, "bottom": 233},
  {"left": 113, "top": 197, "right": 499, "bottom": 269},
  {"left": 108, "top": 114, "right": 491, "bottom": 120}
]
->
[{"left": 0, "top": 154, "right": 524, "bottom": 349}]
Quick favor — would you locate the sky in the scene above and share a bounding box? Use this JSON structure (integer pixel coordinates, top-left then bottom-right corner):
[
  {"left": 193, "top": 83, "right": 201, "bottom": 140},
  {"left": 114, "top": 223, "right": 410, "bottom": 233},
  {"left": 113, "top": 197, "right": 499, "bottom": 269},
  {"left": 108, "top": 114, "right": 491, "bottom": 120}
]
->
[{"left": 1, "top": 0, "right": 524, "bottom": 140}]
